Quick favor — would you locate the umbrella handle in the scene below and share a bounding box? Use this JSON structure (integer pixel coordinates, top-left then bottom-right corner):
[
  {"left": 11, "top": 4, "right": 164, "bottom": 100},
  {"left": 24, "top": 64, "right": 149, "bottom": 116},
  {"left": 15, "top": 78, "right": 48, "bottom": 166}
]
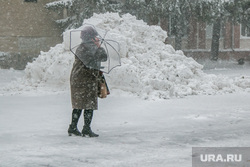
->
[
  {"left": 100, "top": 30, "right": 108, "bottom": 46},
  {"left": 100, "top": 38, "right": 105, "bottom": 46}
]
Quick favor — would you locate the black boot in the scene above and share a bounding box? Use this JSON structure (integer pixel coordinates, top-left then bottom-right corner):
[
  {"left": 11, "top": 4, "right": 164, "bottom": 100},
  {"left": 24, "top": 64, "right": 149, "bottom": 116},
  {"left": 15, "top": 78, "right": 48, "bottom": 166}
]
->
[
  {"left": 82, "top": 110, "right": 99, "bottom": 137},
  {"left": 68, "top": 109, "right": 82, "bottom": 136}
]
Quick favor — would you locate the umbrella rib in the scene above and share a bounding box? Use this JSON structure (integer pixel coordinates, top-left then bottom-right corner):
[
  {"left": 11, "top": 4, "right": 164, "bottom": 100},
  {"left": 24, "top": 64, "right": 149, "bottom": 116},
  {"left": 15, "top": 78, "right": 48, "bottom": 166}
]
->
[
  {"left": 103, "top": 42, "right": 121, "bottom": 74},
  {"left": 70, "top": 31, "right": 72, "bottom": 52},
  {"left": 103, "top": 41, "right": 111, "bottom": 72},
  {"left": 102, "top": 40, "right": 121, "bottom": 73},
  {"left": 103, "top": 40, "right": 121, "bottom": 58}
]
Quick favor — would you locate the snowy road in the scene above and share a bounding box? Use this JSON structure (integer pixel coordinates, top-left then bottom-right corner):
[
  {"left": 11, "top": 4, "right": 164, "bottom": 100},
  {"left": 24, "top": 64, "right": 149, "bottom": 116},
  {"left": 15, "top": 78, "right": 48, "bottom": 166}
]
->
[{"left": 1, "top": 68, "right": 250, "bottom": 167}]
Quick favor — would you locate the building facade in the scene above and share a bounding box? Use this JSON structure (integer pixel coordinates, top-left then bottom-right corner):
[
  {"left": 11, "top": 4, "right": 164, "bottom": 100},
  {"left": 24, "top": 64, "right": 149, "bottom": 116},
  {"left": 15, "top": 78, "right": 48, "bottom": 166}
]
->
[
  {"left": 0, "top": 0, "right": 63, "bottom": 69},
  {"left": 166, "top": 19, "right": 250, "bottom": 61}
]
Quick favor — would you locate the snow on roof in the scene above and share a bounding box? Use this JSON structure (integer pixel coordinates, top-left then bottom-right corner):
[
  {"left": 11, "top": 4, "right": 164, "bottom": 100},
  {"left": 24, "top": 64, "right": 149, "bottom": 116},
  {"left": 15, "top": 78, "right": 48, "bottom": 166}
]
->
[
  {"left": 46, "top": 0, "right": 74, "bottom": 8},
  {"left": 202, "top": 0, "right": 233, "bottom": 2}
]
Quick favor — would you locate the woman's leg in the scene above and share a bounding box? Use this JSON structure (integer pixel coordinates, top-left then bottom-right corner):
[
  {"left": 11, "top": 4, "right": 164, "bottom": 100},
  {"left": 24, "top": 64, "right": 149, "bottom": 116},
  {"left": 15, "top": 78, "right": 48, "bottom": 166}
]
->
[
  {"left": 82, "top": 109, "right": 99, "bottom": 137},
  {"left": 68, "top": 109, "right": 82, "bottom": 136}
]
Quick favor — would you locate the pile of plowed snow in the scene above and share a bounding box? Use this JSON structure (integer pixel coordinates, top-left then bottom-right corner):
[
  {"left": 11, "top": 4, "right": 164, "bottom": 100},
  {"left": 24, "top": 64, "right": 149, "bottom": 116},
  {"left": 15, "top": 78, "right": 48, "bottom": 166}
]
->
[{"left": 2, "top": 13, "right": 250, "bottom": 99}]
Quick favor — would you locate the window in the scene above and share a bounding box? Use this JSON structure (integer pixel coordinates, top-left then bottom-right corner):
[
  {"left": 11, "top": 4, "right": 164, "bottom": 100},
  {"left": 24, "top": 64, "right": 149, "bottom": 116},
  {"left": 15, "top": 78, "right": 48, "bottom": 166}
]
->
[
  {"left": 206, "top": 24, "right": 213, "bottom": 38},
  {"left": 24, "top": 0, "right": 37, "bottom": 2},
  {"left": 241, "top": 23, "right": 250, "bottom": 37}
]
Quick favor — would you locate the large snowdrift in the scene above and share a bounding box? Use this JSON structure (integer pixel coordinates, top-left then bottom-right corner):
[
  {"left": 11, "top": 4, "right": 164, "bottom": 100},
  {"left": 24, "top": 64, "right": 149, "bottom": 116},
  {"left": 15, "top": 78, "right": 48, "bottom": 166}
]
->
[{"left": 2, "top": 13, "right": 250, "bottom": 99}]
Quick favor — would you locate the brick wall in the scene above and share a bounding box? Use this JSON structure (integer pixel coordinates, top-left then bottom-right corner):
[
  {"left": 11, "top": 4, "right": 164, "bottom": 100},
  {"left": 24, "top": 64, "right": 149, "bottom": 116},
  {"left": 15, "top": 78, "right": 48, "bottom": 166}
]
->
[
  {"left": 184, "top": 50, "right": 250, "bottom": 62},
  {"left": 0, "top": 0, "right": 63, "bottom": 69}
]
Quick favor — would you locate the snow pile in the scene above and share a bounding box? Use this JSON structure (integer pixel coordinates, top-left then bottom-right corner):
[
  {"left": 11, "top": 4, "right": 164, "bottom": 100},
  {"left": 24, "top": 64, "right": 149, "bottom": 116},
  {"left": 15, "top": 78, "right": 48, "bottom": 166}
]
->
[
  {"left": 2, "top": 44, "right": 73, "bottom": 94},
  {"left": 2, "top": 13, "right": 250, "bottom": 98}
]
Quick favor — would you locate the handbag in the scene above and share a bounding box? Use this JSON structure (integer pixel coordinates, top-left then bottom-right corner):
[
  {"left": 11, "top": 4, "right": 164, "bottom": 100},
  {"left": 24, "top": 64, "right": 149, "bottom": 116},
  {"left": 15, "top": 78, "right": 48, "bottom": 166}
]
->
[{"left": 98, "top": 75, "right": 110, "bottom": 98}]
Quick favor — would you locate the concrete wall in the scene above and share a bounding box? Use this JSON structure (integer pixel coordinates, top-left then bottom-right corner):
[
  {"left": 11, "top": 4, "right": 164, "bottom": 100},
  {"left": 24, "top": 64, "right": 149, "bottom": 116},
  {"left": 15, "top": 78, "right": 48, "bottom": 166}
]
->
[{"left": 0, "top": 0, "right": 63, "bottom": 69}]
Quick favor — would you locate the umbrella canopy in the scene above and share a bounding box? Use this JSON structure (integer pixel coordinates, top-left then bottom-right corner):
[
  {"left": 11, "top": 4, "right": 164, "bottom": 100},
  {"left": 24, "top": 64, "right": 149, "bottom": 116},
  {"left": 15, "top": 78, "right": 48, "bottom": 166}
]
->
[{"left": 70, "top": 24, "right": 121, "bottom": 74}]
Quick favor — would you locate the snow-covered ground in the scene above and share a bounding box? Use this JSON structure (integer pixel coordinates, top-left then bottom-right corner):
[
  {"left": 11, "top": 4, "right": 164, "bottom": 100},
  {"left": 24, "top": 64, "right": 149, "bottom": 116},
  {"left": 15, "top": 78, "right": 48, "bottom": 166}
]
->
[{"left": 0, "top": 66, "right": 250, "bottom": 167}]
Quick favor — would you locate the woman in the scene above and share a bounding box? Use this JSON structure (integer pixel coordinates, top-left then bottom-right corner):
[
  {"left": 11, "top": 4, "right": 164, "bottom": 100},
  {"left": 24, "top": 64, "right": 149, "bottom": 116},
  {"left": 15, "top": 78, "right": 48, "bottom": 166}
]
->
[{"left": 68, "top": 26, "right": 107, "bottom": 137}]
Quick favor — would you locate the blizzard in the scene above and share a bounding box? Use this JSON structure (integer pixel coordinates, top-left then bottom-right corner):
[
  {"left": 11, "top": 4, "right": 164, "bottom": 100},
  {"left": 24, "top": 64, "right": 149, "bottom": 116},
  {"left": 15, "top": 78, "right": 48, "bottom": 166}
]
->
[{"left": 1, "top": 13, "right": 250, "bottom": 167}]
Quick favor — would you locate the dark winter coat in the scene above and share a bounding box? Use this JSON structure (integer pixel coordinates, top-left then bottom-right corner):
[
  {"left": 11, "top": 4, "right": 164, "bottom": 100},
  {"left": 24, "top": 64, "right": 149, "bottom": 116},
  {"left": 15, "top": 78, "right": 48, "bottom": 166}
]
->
[{"left": 70, "top": 44, "right": 107, "bottom": 110}]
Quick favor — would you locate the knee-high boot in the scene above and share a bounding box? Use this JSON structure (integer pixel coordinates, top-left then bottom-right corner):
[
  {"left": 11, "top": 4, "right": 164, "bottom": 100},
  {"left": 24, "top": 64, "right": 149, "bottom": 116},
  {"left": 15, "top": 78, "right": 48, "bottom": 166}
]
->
[
  {"left": 68, "top": 109, "right": 82, "bottom": 136},
  {"left": 82, "top": 109, "right": 99, "bottom": 137}
]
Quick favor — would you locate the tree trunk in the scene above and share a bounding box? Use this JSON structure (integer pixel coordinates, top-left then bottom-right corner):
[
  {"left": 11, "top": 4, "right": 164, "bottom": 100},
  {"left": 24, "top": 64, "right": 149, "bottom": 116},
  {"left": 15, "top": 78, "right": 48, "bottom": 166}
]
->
[
  {"left": 210, "top": 18, "right": 221, "bottom": 61},
  {"left": 175, "top": 34, "right": 182, "bottom": 50},
  {"left": 187, "top": 17, "right": 198, "bottom": 49},
  {"left": 175, "top": 20, "right": 182, "bottom": 50}
]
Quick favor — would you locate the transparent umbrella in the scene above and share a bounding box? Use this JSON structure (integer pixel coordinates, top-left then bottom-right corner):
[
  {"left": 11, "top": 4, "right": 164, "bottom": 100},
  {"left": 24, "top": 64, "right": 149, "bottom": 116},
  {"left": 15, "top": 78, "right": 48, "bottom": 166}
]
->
[{"left": 70, "top": 24, "right": 121, "bottom": 74}]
